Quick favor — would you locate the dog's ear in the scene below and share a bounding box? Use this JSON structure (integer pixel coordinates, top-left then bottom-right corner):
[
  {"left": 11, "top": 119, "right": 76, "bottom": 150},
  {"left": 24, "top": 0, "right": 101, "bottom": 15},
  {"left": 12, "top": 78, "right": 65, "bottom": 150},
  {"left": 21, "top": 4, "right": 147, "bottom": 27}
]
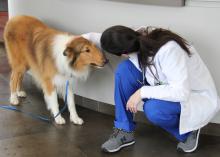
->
[
  {"left": 63, "top": 47, "right": 73, "bottom": 56},
  {"left": 63, "top": 37, "right": 89, "bottom": 65},
  {"left": 70, "top": 37, "right": 89, "bottom": 54},
  {"left": 63, "top": 44, "right": 82, "bottom": 66}
]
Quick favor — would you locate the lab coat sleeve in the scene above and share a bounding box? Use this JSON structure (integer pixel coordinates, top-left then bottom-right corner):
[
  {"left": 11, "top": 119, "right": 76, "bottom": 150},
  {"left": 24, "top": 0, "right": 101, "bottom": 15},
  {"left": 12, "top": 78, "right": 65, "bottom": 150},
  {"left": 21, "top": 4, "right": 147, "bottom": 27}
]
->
[
  {"left": 81, "top": 32, "right": 102, "bottom": 49},
  {"left": 140, "top": 41, "right": 191, "bottom": 102}
]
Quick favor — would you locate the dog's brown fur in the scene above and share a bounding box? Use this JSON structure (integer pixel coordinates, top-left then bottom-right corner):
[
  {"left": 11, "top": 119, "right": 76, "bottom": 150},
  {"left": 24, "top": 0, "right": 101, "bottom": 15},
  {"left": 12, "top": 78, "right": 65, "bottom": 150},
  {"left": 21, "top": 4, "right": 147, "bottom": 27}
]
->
[{"left": 4, "top": 15, "right": 105, "bottom": 98}]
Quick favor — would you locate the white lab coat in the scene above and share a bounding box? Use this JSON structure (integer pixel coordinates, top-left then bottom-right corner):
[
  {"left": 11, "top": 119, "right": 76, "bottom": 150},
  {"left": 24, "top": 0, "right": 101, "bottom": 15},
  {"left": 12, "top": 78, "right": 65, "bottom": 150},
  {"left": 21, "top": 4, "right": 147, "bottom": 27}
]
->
[{"left": 82, "top": 32, "right": 220, "bottom": 134}]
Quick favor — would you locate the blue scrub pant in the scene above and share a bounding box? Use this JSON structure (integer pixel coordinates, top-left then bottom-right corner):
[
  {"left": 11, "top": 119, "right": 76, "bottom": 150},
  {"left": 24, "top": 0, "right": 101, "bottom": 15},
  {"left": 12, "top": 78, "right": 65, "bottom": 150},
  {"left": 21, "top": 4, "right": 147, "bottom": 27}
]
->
[{"left": 114, "top": 60, "right": 190, "bottom": 142}]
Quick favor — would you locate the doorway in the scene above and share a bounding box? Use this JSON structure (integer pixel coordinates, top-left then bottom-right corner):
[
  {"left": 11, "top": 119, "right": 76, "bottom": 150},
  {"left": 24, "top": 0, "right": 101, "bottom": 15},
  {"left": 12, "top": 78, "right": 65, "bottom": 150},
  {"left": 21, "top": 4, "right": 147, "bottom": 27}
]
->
[{"left": 0, "top": 0, "right": 8, "bottom": 43}]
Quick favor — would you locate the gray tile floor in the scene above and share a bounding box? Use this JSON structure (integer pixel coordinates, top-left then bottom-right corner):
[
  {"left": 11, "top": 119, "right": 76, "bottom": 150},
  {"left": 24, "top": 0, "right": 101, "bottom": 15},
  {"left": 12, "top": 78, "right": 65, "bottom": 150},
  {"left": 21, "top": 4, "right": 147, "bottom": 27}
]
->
[{"left": 0, "top": 43, "right": 220, "bottom": 157}]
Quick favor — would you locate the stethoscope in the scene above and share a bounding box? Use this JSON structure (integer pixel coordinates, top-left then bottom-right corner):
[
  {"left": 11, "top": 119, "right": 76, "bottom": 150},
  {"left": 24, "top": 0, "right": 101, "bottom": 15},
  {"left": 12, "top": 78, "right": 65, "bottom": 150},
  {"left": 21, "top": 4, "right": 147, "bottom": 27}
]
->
[
  {"left": 137, "top": 67, "right": 147, "bottom": 86},
  {"left": 137, "top": 64, "right": 162, "bottom": 86}
]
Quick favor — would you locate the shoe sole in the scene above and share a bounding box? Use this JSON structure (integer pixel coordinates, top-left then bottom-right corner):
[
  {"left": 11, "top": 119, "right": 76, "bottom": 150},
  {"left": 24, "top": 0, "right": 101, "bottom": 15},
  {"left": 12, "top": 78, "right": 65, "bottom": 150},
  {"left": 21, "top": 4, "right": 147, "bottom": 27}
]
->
[
  {"left": 178, "top": 129, "right": 200, "bottom": 153},
  {"left": 102, "top": 141, "right": 135, "bottom": 153}
]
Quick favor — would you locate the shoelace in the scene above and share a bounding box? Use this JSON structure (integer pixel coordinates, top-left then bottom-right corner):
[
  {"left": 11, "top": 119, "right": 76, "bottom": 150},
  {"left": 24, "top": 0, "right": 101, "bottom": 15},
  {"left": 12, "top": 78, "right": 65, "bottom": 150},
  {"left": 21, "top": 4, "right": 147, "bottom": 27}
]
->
[
  {"left": 110, "top": 128, "right": 120, "bottom": 139},
  {"left": 109, "top": 128, "right": 134, "bottom": 139}
]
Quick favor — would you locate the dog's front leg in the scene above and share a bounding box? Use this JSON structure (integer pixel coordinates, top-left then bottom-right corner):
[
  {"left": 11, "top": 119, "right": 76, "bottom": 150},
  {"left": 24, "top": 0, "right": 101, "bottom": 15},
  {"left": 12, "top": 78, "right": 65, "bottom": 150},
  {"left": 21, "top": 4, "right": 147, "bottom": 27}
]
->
[
  {"left": 67, "top": 82, "right": 84, "bottom": 125},
  {"left": 44, "top": 90, "right": 66, "bottom": 124},
  {"left": 43, "top": 80, "right": 66, "bottom": 125}
]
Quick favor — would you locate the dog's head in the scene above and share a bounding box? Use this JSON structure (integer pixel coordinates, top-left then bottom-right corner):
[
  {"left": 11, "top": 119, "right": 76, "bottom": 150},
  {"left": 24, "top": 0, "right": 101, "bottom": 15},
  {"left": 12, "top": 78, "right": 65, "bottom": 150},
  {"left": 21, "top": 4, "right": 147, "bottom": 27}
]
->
[{"left": 63, "top": 37, "right": 107, "bottom": 72}]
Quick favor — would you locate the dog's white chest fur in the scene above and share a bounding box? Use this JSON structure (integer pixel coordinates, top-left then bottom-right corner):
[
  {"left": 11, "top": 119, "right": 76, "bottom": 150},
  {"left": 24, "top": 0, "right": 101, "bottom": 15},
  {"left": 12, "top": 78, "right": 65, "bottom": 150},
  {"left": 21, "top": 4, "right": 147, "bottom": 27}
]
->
[
  {"left": 53, "top": 74, "right": 68, "bottom": 87},
  {"left": 52, "top": 74, "right": 70, "bottom": 98}
]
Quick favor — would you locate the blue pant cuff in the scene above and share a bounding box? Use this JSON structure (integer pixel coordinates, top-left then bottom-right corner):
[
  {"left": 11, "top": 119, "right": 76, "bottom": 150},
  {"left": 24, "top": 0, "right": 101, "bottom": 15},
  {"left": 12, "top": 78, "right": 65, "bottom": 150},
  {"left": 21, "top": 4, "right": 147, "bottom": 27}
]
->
[{"left": 114, "top": 120, "right": 136, "bottom": 132}]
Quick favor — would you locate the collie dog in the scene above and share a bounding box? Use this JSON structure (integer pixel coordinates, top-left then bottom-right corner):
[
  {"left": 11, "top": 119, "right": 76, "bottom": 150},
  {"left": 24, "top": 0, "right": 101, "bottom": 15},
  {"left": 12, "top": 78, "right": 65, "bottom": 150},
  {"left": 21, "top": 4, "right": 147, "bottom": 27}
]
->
[{"left": 4, "top": 15, "right": 107, "bottom": 125}]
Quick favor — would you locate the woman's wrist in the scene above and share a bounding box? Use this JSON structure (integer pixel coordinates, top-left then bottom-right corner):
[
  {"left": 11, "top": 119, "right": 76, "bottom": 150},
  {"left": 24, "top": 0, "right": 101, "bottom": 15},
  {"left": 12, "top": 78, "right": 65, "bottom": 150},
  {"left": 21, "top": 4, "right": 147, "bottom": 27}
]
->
[{"left": 140, "top": 86, "right": 149, "bottom": 99}]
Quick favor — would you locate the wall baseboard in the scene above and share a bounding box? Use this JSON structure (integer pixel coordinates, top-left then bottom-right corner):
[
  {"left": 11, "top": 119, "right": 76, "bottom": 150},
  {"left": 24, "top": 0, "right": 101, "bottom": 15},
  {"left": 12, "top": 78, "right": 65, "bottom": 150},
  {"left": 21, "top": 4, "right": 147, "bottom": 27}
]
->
[{"left": 106, "top": 0, "right": 185, "bottom": 7}]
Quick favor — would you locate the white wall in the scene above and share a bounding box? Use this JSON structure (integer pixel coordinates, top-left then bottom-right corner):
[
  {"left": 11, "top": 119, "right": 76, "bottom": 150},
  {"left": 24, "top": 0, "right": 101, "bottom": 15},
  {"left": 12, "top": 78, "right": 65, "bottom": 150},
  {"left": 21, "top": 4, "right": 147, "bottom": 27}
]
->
[{"left": 8, "top": 0, "right": 220, "bottom": 123}]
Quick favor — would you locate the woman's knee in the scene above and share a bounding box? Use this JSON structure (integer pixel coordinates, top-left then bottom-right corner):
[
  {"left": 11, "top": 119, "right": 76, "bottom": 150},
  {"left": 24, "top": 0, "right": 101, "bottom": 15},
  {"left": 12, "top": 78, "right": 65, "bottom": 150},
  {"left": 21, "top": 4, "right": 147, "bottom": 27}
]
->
[
  {"left": 143, "top": 99, "right": 163, "bottom": 124},
  {"left": 143, "top": 99, "right": 180, "bottom": 125}
]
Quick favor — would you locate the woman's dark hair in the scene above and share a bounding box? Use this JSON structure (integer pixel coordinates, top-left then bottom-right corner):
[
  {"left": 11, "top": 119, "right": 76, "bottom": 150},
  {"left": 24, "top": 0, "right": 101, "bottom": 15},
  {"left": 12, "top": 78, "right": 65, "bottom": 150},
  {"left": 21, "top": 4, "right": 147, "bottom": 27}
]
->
[{"left": 101, "top": 25, "right": 191, "bottom": 69}]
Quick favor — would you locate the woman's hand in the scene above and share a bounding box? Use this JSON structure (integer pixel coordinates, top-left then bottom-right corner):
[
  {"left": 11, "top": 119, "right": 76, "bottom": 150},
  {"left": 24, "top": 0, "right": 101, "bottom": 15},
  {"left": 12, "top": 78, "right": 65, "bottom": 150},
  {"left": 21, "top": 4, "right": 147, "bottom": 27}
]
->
[{"left": 126, "top": 89, "right": 142, "bottom": 113}]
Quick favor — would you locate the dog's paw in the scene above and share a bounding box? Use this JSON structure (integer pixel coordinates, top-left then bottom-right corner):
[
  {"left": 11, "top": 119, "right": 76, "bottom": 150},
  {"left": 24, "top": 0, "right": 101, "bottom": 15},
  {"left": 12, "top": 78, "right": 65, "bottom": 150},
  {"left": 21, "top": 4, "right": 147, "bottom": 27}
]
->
[
  {"left": 70, "top": 116, "right": 84, "bottom": 125},
  {"left": 17, "top": 91, "right": 27, "bottom": 97},
  {"left": 55, "top": 116, "right": 66, "bottom": 125},
  {"left": 10, "top": 95, "right": 19, "bottom": 105}
]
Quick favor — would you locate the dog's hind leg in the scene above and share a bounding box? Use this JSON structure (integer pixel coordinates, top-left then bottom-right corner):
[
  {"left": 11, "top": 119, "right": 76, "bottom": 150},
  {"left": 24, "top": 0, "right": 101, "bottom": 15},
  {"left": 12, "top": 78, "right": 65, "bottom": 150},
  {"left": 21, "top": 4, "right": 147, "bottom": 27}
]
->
[
  {"left": 42, "top": 78, "right": 66, "bottom": 125},
  {"left": 5, "top": 38, "right": 27, "bottom": 105},
  {"left": 66, "top": 82, "right": 84, "bottom": 125},
  {"left": 5, "top": 39, "right": 27, "bottom": 105},
  {"left": 16, "top": 69, "right": 27, "bottom": 98},
  {"left": 10, "top": 70, "right": 20, "bottom": 105},
  {"left": 9, "top": 66, "right": 26, "bottom": 105}
]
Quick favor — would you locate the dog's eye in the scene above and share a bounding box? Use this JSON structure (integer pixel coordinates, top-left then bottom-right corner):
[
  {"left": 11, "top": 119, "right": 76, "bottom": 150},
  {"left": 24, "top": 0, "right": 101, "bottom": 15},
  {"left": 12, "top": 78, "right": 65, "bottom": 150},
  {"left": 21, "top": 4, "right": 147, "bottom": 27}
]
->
[{"left": 85, "top": 49, "right": 90, "bottom": 53}]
